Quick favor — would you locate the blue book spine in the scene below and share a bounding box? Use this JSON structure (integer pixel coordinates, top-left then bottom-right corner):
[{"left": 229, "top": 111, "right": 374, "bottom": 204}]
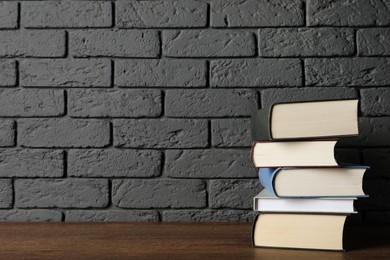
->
[{"left": 258, "top": 168, "right": 279, "bottom": 196}]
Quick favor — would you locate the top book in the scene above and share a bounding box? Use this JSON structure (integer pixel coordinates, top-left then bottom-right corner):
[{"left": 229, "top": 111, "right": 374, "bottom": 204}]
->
[{"left": 251, "top": 99, "right": 359, "bottom": 140}]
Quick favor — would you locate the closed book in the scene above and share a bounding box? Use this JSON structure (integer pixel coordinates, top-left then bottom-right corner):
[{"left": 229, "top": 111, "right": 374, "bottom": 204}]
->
[
  {"left": 253, "top": 189, "right": 356, "bottom": 214},
  {"left": 251, "top": 99, "right": 358, "bottom": 141},
  {"left": 251, "top": 140, "right": 341, "bottom": 168},
  {"left": 252, "top": 213, "right": 348, "bottom": 251},
  {"left": 258, "top": 167, "right": 368, "bottom": 198}
]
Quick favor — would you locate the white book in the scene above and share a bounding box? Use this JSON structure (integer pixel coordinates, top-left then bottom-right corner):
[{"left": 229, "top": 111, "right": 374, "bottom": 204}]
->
[{"left": 253, "top": 190, "right": 356, "bottom": 214}]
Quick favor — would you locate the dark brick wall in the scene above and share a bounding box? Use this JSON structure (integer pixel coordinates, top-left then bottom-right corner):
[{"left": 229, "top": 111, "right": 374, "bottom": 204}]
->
[{"left": 0, "top": 0, "right": 389, "bottom": 222}]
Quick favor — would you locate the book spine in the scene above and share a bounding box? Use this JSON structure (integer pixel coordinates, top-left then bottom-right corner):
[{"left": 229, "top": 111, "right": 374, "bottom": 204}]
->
[
  {"left": 251, "top": 108, "right": 272, "bottom": 141},
  {"left": 258, "top": 168, "right": 278, "bottom": 196}
]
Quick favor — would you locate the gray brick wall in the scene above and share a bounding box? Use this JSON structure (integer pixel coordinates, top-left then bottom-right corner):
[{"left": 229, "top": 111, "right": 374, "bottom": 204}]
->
[{"left": 0, "top": 0, "right": 389, "bottom": 223}]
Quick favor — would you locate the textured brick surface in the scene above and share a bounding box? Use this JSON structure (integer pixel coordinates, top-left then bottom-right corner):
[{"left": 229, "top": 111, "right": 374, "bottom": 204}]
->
[
  {"left": 68, "top": 149, "right": 161, "bottom": 178},
  {"left": 0, "top": 60, "right": 16, "bottom": 87},
  {"left": 0, "top": 89, "right": 64, "bottom": 117},
  {"left": 15, "top": 179, "right": 109, "bottom": 208},
  {"left": 66, "top": 210, "right": 159, "bottom": 222},
  {"left": 0, "top": 30, "right": 65, "bottom": 58},
  {"left": 211, "top": 0, "right": 304, "bottom": 27},
  {"left": 209, "top": 180, "right": 261, "bottom": 209},
  {"left": 19, "top": 119, "right": 110, "bottom": 148},
  {"left": 261, "top": 87, "right": 358, "bottom": 107},
  {"left": 306, "top": 58, "right": 390, "bottom": 86},
  {"left": 69, "top": 89, "right": 162, "bottom": 118},
  {"left": 211, "top": 119, "right": 252, "bottom": 147},
  {"left": 259, "top": 28, "right": 354, "bottom": 57},
  {"left": 163, "top": 30, "right": 255, "bottom": 57},
  {"left": 308, "top": 0, "right": 390, "bottom": 26},
  {"left": 211, "top": 59, "right": 302, "bottom": 87},
  {"left": 20, "top": 59, "right": 111, "bottom": 87},
  {"left": 22, "top": 1, "right": 112, "bottom": 28},
  {"left": 0, "top": 149, "right": 64, "bottom": 177},
  {"left": 0, "top": 2, "right": 18, "bottom": 29},
  {"left": 0, "top": 180, "right": 12, "bottom": 208},
  {"left": 114, "top": 119, "right": 208, "bottom": 148},
  {"left": 0, "top": 210, "right": 62, "bottom": 221},
  {"left": 117, "top": 0, "right": 207, "bottom": 28},
  {"left": 358, "top": 29, "right": 390, "bottom": 56},
  {"left": 112, "top": 179, "right": 206, "bottom": 208},
  {"left": 0, "top": 0, "right": 388, "bottom": 223},
  {"left": 163, "top": 210, "right": 255, "bottom": 222},
  {"left": 115, "top": 59, "right": 206, "bottom": 87},
  {"left": 70, "top": 30, "right": 160, "bottom": 57},
  {"left": 165, "top": 90, "right": 258, "bottom": 117},
  {"left": 0, "top": 120, "right": 15, "bottom": 147},
  {"left": 361, "top": 88, "right": 390, "bottom": 116},
  {"left": 165, "top": 149, "right": 255, "bottom": 178}
]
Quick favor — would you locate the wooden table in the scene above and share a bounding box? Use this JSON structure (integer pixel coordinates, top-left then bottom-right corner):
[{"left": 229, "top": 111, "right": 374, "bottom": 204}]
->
[{"left": 0, "top": 222, "right": 389, "bottom": 259}]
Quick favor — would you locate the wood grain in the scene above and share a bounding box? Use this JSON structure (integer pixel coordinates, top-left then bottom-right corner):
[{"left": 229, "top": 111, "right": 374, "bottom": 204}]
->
[{"left": 0, "top": 223, "right": 388, "bottom": 259}]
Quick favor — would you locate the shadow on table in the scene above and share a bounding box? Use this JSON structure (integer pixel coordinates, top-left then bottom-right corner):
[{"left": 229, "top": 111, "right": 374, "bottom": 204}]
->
[{"left": 344, "top": 224, "right": 390, "bottom": 251}]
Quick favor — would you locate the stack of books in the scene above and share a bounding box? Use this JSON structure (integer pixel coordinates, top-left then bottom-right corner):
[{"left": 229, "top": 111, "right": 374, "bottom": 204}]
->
[{"left": 250, "top": 99, "right": 368, "bottom": 251}]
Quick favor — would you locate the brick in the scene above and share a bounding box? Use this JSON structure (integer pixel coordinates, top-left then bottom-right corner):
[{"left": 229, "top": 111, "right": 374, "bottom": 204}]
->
[
  {"left": 0, "top": 60, "right": 16, "bottom": 87},
  {"left": 0, "top": 120, "right": 15, "bottom": 147},
  {"left": 69, "top": 89, "right": 162, "bottom": 118},
  {"left": 365, "top": 212, "right": 390, "bottom": 223},
  {"left": 306, "top": 58, "right": 390, "bottom": 87},
  {"left": 308, "top": 0, "right": 390, "bottom": 26},
  {"left": 19, "top": 119, "right": 110, "bottom": 148},
  {"left": 211, "top": 0, "right": 304, "bottom": 27},
  {"left": 358, "top": 29, "right": 390, "bottom": 56},
  {"left": 0, "top": 2, "right": 17, "bottom": 29},
  {"left": 112, "top": 179, "right": 206, "bottom": 209},
  {"left": 117, "top": 0, "right": 207, "bottom": 28},
  {"left": 70, "top": 30, "right": 160, "bottom": 57},
  {"left": 0, "top": 30, "right": 65, "bottom": 57},
  {"left": 211, "top": 119, "right": 252, "bottom": 147},
  {"left": 0, "top": 180, "right": 12, "bottom": 208},
  {"left": 15, "top": 179, "right": 109, "bottom": 208},
  {"left": 165, "top": 149, "right": 255, "bottom": 178},
  {"left": 0, "top": 89, "right": 64, "bottom": 117},
  {"left": 22, "top": 1, "right": 112, "bottom": 28},
  {"left": 259, "top": 28, "right": 354, "bottom": 57},
  {"left": 163, "top": 30, "right": 255, "bottom": 57},
  {"left": 163, "top": 210, "right": 255, "bottom": 222},
  {"left": 68, "top": 149, "right": 161, "bottom": 178},
  {"left": 20, "top": 59, "right": 111, "bottom": 87},
  {"left": 165, "top": 89, "right": 258, "bottom": 117},
  {"left": 210, "top": 59, "right": 302, "bottom": 87},
  {"left": 0, "top": 149, "right": 64, "bottom": 177},
  {"left": 65, "top": 210, "right": 159, "bottom": 222},
  {"left": 362, "top": 149, "right": 390, "bottom": 178},
  {"left": 0, "top": 210, "right": 62, "bottom": 221},
  {"left": 209, "top": 180, "right": 261, "bottom": 209},
  {"left": 261, "top": 87, "right": 358, "bottom": 107},
  {"left": 115, "top": 59, "right": 206, "bottom": 87},
  {"left": 361, "top": 88, "right": 390, "bottom": 116},
  {"left": 355, "top": 179, "right": 390, "bottom": 210},
  {"left": 114, "top": 119, "right": 208, "bottom": 148},
  {"left": 340, "top": 118, "right": 390, "bottom": 147}
]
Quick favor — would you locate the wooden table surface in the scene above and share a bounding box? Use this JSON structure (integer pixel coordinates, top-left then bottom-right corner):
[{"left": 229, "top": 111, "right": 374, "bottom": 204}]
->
[{"left": 0, "top": 222, "right": 389, "bottom": 259}]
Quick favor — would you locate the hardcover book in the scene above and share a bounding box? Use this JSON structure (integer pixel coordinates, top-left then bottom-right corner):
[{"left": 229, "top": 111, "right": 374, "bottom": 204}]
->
[
  {"left": 252, "top": 213, "right": 348, "bottom": 251},
  {"left": 253, "top": 189, "right": 356, "bottom": 214},
  {"left": 258, "top": 167, "right": 368, "bottom": 198},
  {"left": 251, "top": 99, "right": 359, "bottom": 141}
]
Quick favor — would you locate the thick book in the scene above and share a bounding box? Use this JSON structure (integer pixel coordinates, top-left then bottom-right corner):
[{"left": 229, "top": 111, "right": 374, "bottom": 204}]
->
[
  {"left": 251, "top": 99, "right": 359, "bottom": 140},
  {"left": 251, "top": 140, "right": 341, "bottom": 167},
  {"left": 253, "top": 189, "right": 356, "bottom": 214},
  {"left": 259, "top": 167, "right": 368, "bottom": 198},
  {"left": 252, "top": 213, "right": 348, "bottom": 251}
]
